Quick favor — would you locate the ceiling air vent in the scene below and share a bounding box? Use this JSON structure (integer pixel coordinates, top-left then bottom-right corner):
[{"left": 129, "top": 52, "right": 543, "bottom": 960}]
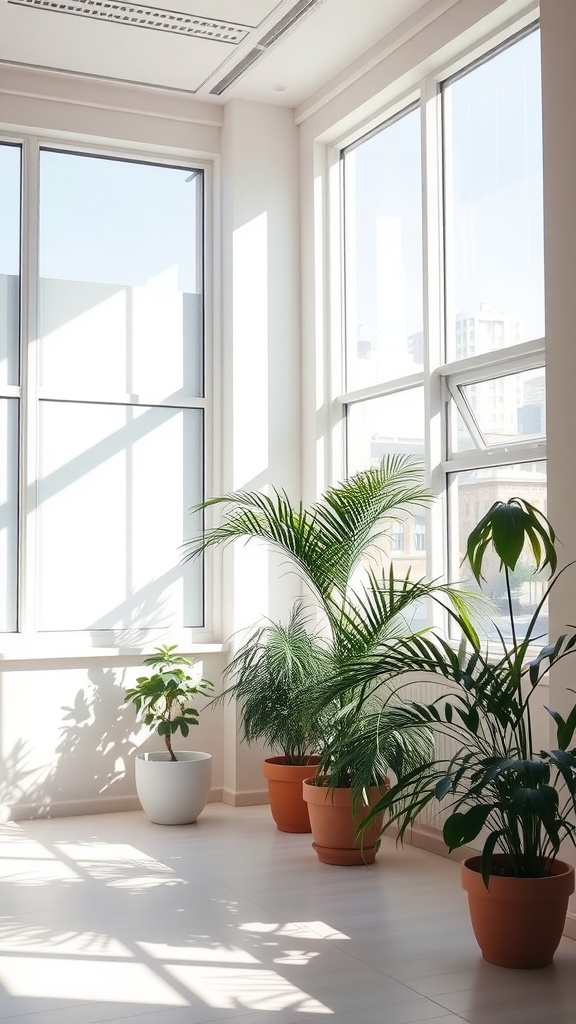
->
[
  {"left": 258, "top": 0, "right": 324, "bottom": 48},
  {"left": 7, "top": 0, "right": 249, "bottom": 41},
  {"left": 209, "top": 0, "right": 326, "bottom": 95},
  {"left": 209, "top": 48, "right": 264, "bottom": 96}
]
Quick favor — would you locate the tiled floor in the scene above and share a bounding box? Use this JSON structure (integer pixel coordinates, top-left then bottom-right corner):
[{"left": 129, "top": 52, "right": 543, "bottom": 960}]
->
[{"left": 0, "top": 804, "right": 575, "bottom": 1024}]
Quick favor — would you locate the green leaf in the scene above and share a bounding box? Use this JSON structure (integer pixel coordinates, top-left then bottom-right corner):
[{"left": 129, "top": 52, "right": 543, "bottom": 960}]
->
[
  {"left": 553, "top": 702, "right": 576, "bottom": 750},
  {"left": 435, "top": 775, "right": 452, "bottom": 800},
  {"left": 455, "top": 705, "right": 479, "bottom": 735},
  {"left": 443, "top": 805, "right": 492, "bottom": 850},
  {"left": 490, "top": 503, "right": 526, "bottom": 571},
  {"left": 464, "top": 498, "right": 558, "bottom": 583},
  {"left": 480, "top": 829, "right": 506, "bottom": 886}
]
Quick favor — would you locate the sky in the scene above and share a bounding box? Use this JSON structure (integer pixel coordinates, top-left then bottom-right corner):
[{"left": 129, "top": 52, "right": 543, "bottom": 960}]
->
[{"left": 0, "top": 147, "right": 201, "bottom": 291}]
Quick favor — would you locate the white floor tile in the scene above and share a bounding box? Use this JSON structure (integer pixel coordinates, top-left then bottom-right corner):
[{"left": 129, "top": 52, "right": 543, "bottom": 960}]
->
[{"left": 0, "top": 806, "right": 574, "bottom": 1024}]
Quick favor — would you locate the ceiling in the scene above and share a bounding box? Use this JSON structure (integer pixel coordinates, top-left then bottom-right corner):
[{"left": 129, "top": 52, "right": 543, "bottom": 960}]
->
[{"left": 0, "top": 0, "right": 434, "bottom": 106}]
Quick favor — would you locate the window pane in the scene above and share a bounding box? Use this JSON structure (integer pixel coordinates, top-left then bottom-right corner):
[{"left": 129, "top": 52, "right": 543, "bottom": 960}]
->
[
  {"left": 346, "top": 387, "right": 425, "bottom": 474},
  {"left": 346, "top": 389, "right": 427, "bottom": 605},
  {"left": 460, "top": 367, "right": 545, "bottom": 446},
  {"left": 36, "top": 402, "right": 203, "bottom": 630},
  {"left": 0, "top": 144, "right": 20, "bottom": 388},
  {"left": 449, "top": 406, "right": 476, "bottom": 454},
  {"left": 449, "top": 461, "right": 547, "bottom": 641},
  {"left": 0, "top": 399, "right": 19, "bottom": 632},
  {"left": 343, "top": 108, "right": 423, "bottom": 391},
  {"left": 444, "top": 29, "right": 544, "bottom": 356},
  {"left": 38, "top": 152, "right": 203, "bottom": 397}
]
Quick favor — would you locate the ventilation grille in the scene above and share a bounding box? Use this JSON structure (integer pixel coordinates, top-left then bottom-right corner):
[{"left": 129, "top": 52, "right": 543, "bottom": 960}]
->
[
  {"left": 7, "top": 0, "right": 249, "bottom": 40},
  {"left": 209, "top": 48, "right": 263, "bottom": 96},
  {"left": 209, "top": 0, "right": 326, "bottom": 95},
  {"left": 258, "top": 0, "right": 321, "bottom": 48}
]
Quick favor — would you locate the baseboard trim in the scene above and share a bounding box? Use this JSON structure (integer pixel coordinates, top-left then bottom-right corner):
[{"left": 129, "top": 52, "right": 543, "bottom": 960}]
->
[
  {"left": 6, "top": 795, "right": 141, "bottom": 821},
  {"left": 408, "top": 824, "right": 477, "bottom": 863},
  {"left": 6, "top": 786, "right": 224, "bottom": 822},
  {"left": 221, "top": 788, "right": 269, "bottom": 807}
]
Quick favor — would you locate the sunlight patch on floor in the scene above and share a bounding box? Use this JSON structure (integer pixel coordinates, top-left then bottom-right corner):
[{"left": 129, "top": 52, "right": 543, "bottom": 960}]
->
[
  {"left": 137, "top": 940, "right": 261, "bottom": 964},
  {"left": 239, "top": 921, "right": 350, "bottom": 941},
  {"left": 165, "top": 964, "right": 333, "bottom": 1014},
  {"left": 0, "top": 957, "right": 189, "bottom": 1005}
]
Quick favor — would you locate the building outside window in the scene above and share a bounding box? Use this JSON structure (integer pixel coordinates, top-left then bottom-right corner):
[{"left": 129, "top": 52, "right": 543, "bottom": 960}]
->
[
  {"left": 0, "top": 143, "right": 206, "bottom": 640},
  {"left": 413, "top": 515, "right": 426, "bottom": 553},
  {"left": 391, "top": 522, "right": 404, "bottom": 552},
  {"left": 340, "top": 24, "right": 545, "bottom": 640}
]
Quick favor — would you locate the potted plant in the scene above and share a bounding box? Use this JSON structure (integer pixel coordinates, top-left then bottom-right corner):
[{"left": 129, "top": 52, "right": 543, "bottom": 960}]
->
[
  {"left": 334, "top": 498, "right": 576, "bottom": 965},
  {"left": 215, "top": 600, "right": 331, "bottom": 833},
  {"left": 124, "top": 644, "right": 214, "bottom": 825},
  {"left": 184, "top": 455, "right": 468, "bottom": 863}
]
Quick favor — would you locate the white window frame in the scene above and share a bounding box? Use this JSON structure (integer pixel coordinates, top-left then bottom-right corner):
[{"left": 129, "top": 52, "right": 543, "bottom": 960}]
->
[
  {"left": 0, "top": 131, "right": 220, "bottom": 657},
  {"left": 331, "top": 14, "right": 545, "bottom": 632}
]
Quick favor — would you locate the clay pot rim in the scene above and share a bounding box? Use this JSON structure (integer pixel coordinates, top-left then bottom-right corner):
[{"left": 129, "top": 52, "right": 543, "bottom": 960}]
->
[
  {"left": 303, "top": 776, "right": 389, "bottom": 790},
  {"left": 263, "top": 757, "right": 320, "bottom": 783},
  {"left": 462, "top": 855, "right": 575, "bottom": 901},
  {"left": 264, "top": 755, "right": 320, "bottom": 767}
]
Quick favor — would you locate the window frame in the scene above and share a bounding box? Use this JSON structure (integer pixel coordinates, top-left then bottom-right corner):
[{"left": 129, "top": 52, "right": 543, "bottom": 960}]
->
[
  {"left": 332, "top": 16, "right": 545, "bottom": 635},
  {"left": 0, "top": 130, "right": 219, "bottom": 655}
]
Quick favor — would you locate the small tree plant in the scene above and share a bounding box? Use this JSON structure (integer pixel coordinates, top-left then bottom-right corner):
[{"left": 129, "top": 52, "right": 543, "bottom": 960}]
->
[{"left": 124, "top": 645, "right": 213, "bottom": 762}]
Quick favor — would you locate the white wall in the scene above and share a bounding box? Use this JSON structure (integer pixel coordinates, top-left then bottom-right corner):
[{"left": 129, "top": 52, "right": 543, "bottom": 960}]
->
[{"left": 0, "top": 65, "right": 222, "bottom": 155}]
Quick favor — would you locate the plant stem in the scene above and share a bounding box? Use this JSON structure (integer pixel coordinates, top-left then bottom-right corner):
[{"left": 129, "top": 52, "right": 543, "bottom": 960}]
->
[
  {"left": 165, "top": 700, "right": 177, "bottom": 762},
  {"left": 505, "top": 564, "right": 517, "bottom": 650}
]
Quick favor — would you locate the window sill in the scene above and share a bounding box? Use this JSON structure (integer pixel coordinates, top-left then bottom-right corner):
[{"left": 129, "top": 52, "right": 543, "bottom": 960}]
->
[{"left": 0, "top": 637, "right": 228, "bottom": 664}]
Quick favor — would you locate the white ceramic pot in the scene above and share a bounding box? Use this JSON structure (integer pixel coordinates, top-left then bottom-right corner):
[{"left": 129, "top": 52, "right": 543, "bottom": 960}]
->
[{"left": 135, "top": 751, "right": 212, "bottom": 825}]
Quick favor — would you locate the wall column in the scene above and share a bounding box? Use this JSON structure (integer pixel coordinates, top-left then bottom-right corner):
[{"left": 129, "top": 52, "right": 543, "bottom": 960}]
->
[{"left": 219, "top": 99, "right": 302, "bottom": 803}]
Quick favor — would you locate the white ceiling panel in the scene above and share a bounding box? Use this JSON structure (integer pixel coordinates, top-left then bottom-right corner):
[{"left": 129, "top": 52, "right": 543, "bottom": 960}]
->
[{"left": 0, "top": 0, "right": 436, "bottom": 103}]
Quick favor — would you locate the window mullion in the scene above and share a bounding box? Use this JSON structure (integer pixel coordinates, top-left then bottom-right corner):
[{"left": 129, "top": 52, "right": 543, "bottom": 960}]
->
[
  {"left": 19, "top": 136, "right": 41, "bottom": 635},
  {"left": 421, "top": 76, "right": 445, "bottom": 618}
]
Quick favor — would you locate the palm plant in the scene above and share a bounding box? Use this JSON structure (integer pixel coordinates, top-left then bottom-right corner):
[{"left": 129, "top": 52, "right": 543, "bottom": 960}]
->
[
  {"left": 327, "top": 498, "right": 576, "bottom": 882},
  {"left": 184, "top": 455, "right": 472, "bottom": 790}
]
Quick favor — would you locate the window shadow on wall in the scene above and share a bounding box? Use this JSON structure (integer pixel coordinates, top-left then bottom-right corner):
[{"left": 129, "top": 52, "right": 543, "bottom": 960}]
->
[{"left": 0, "top": 665, "right": 137, "bottom": 821}]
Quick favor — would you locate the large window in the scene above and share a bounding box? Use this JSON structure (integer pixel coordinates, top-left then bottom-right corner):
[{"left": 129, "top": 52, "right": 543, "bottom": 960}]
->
[
  {"left": 0, "top": 143, "right": 206, "bottom": 639},
  {"left": 341, "top": 25, "right": 545, "bottom": 639}
]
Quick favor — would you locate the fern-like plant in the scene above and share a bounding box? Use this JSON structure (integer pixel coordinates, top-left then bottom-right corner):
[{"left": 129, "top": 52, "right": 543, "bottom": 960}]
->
[{"left": 217, "top": 601, "right": 331, "bottom": 765}]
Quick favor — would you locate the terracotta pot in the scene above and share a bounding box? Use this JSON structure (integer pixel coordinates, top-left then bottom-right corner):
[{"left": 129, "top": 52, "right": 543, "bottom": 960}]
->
[
  {"left": 461, "top": 854, "right": 575, "bottom": 968},
  {"left": 302, "top": 777, "right": 388, "bottom": 865},
  {"left": 263, "top": 756, "right": 319, "bottom": 833}
]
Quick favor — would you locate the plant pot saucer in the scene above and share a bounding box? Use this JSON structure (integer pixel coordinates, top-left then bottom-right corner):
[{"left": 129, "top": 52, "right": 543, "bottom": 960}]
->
[{"left": 311, "top": 842, "right": 379, "bottom": 866}]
